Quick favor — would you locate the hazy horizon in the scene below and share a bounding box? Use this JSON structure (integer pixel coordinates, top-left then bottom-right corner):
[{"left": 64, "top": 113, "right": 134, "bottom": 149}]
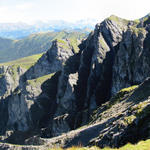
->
[{"left": 0, "top": 0, "right": 150, "bottom": 24}]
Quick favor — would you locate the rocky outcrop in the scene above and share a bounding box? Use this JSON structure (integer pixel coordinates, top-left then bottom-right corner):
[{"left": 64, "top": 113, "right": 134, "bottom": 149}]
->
[
  {"left": 25, "top": 39, "right": 75, "bottom": 80},
  {"left": 112, "top": 27, "right": 148, "bottom": 94},
  {"left": 0, "top": 66, "right": 25, "bottom": 99},
  {"left": 0, "top": 39, "right": 75, "bottom": 143},
  {"left": 0, "top": 66, "right": 26, "bottom": 133},
  {"left": 48, "top": 14, "right": 150, "bottom": 143},
  {"left": 51, "top": 16, "right": 129, "bottom": 134},
  {"left": 5, "top": 78, "right": 148, "bottom": 149},
  {"left": 51, "top": 52, "right": 81, "bottom": 136},
  {"left": 85, "top": 17, "right": 124, "bottom": 107},
  {"left": 22, "top": 78, "right": 149, "bottom": 149},
  {"left": 1, "top": 14, "right": 150, "bottom": 149}
]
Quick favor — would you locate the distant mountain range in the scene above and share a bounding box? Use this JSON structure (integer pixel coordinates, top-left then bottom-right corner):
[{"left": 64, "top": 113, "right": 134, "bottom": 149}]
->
[
  {"left": 0, "top": 19, "right": 97, "bottom": 39},
  {"left": 0, "top": 30, "right": 88, "bottom": 63}
]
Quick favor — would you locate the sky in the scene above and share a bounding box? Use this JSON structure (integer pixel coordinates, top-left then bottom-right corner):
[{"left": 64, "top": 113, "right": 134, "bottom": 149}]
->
[{"left": 0, "top": 0, "right": 150, "bottom": 24}]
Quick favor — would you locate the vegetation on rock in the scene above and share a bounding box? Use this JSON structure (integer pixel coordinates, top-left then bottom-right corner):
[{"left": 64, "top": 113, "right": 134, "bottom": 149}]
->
[
  {"left": 1, "top": 13, "right": 150, "bottom": 150},
  {"left": 49, "top": 139, "right": 150, "bottom": 149},
  {"left": 27, "top": 73, "right": 55, "bottom": 86}
]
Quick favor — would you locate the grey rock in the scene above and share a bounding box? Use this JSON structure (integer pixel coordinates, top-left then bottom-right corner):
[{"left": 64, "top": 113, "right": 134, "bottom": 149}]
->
[
  {"left": 0, "top": 39, "right": 74, "bottom": 136},
  {"left": 1, "top": 14, "right": 150, "bottom": 149},
  {"left": 112, "top": 27, "right": 148, "bottom": 94}
]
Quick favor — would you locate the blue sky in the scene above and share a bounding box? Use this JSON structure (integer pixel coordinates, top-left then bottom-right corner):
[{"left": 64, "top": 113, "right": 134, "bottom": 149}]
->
[{"left": 0, "top": 0, "right": 150, "bottom": 24}]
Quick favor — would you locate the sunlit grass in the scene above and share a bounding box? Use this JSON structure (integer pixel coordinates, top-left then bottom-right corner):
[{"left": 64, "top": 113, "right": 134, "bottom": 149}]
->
[
  {"left": 49, "top": 139, "right": 150, "bottom": 150},
  {"left": 0, "top": 53, "right": 43, "bottom": 70}
]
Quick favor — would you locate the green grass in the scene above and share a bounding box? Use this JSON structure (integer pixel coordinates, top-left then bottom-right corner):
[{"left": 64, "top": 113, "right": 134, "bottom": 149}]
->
[
  {"left": 106, "top": 85, "right": 138, "bottom": 109},
  {"left": 49, "top": 139, "right": 150, "bottom": 149},
  {"left": 0, "top": 31, "right": 87, "bottom": 63},
  {"left": 56, "top": 38, "right": 80, "bottom": 53},
  {"left": 108, "top": 15, "right": 121, "bottom": 22},
  {"left": 119, "top": 85, "right": 138, "bottom": 93},
  {"left": 129, "top": 103, "right": 150, "bottom": 121},
  {"left": 108, "top": 15, "right": 129, "bottom": 26},
  {"left": 0, "top": 73, "right": 4, "bottom": 78},
  {"left": 2, "top": 139, "right": 150, "bottom": 150},
  {"left": 130, "top": 101, "right": 150, "bottom": 114},
  {"left": 69, "top": 38, "right": 80, "bottom": 53},
  {"left": 133, "top": 19, "right": 140, "bottom": 24},
  {"left": 130, "top": 26, "right": 146, "bottom": 36},
  {"left": 89, "top": 85, "right": 139, "bottom": 124},
  {"left": 123, "top": 115, "right": 137, "bottom": 125},
  {"left": 0, "top": 53, "right": 43, "bottom": 70},
  {"left": 57, "top": 39, "right": 67, "bottom": 44},
  {"left": 99, "top": 36, "right": 108, "bottom": 50},
  {"left": 56, "top": 39, "right": 70, "bottom": 50},
  {"left": 27, "top": 73, "right": 55, "bottom": 86}
]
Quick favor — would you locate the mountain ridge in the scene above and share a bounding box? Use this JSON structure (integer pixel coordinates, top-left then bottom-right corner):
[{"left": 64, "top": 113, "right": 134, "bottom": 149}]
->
[
  {"left": 0, "top": 14, "right": 150, "bottom": 149},
  {"left": 0, "top": 30, "right": 87, "bottom": 63}
]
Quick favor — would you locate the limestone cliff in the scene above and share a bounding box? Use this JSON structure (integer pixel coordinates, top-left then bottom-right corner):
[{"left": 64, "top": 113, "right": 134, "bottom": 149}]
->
[
  {"left": 49, "top": 15, "right": 150, "bottom": 146},
  {"left": 1, "top": 14, "right": 150, "bottom": 149},
  {"left": 0, "top": 39, "right": 75, "bottom": 143}
]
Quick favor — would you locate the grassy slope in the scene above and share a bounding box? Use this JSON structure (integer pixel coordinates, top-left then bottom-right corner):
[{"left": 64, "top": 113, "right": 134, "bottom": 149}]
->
[
  {"left": 0, "top": 53, "right": 43, "bottom": 70},
  {"left": 27, "top": 73, "right": 55, "bottom": 86},
  {"left": 1, "top": 139, "right": 150, "bottom": 150},
  {"left": 41, "top": 81, "right": 150, "bottom": 150},
  {"left": 0, "top": 31, "right": 87, "bottom": 63},
  {"left": 50, "top": 139, "right": 150, "bottom": 149}
]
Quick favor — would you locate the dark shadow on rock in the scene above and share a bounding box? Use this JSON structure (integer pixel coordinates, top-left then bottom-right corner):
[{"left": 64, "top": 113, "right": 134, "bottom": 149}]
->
[
  {"left": 118, "top": 104, "right": 150, "bottom": 147},
  {"left": 0, "top": 97, "right": 9, "bottom": 136},
  {"left": 2, "top": 71, "right": 61, "bottom": 145},
  {"left": 30, "top": 71, "right": 61, "bottom": 135},
  {"left": 63, "top": 115, "right": 121, "bottom": 148},
  {"left": 127, "top": 77, "right": 150, "bottom": 104},
  {"left": 95, "top": 45, "right": 116, "bottom": 106}
]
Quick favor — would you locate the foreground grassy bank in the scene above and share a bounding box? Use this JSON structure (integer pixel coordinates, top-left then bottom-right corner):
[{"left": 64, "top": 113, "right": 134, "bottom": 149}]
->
[{"left": 50, "top": 139, "right": 150, "bottom": 150}]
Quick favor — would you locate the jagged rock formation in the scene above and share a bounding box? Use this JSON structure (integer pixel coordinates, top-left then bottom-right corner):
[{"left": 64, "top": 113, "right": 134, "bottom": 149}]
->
[
  {"left": 1, "top": 14, "right": 150, "bottom": 149},
  {"left": 112, "top": 26, "right": 148, "bottom": 93},
  {"left": 1, "top": 78, "right": 150, "bottom": 149},
  {"left": 0, "top": 39, "right": 75, "bottom": 142},
  {"left": 43, "top": 78, "right": 150, "bottom": 148}
]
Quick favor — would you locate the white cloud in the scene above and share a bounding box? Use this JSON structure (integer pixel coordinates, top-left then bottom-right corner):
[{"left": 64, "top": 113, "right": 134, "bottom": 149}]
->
[
  {"left": 15, "top": 3, "right": 33, "bottom": 10},
  {"left": 0, "top": 0, "right": 150, "bottom": 23}
]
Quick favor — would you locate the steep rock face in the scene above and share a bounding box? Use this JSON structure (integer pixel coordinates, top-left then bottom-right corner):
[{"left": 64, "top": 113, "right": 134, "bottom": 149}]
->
[
  {"left": 51, "top": 53, "right": 80, "bottom": 136},
  {"left": 112, "top": 26, "right": 149, "bottom": 94},
  {"left": 0, "top": 66, "right": 26, "bottom": 133},
  {"left": 50, "top": 16, "right": 129, "bottom": 136},
  {"left": 75, "top": 16, "right": 129, "bottom": 111},
  {"left": 1, "top": 16, "right": 130, "bottom": 139},
  {"left": 51, "top": 31, "right": 97, "bottom": 136},
  {"left": 85, "top": 18, "right": 125, "bottom": 107},
  {"left": 25, "top": 39, "right": 75, "bottom": 80},
  {"left": 0, "top": 66, "right": 25, "bottom": 99},
  {"left": 49, "top": 15, "right": 150, "bottom": 138},
  {"left": 0, "top": 39, "right": 75, "bottom": 138},
  {"left": 7, "top": 93, "right": 31, "bottom": 131}
]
